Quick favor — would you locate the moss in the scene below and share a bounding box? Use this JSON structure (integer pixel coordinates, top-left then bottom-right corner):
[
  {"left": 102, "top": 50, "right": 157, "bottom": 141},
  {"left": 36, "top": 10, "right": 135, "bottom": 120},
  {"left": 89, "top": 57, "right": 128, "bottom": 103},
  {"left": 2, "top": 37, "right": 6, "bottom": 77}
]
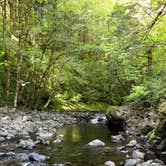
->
[
  {"left": 159, "top": 101, "right": 166, "bottom": 114},
  {"left": 150, "top": 104, "right": 166, "bottom": 139},
  {"left": 149, "top": 130, "right": 155, "bottom": 141},
  {"left": 148, "top": 119, "right": 160, "bottom": 141},
  {"left": 53, "top": 102, "right": 112, "bottom": 112},
  {"left": 106, "top": 106, "right": 119, "bottom": 116},
  {"left": 154, "top": 101, "right": 166, "bottom": 138},
  {"left": 155, "top": 119, "right": 166, "bottom": 138},
  {"left": 140, "top": 125, "right": 153, "bottom": 135}
]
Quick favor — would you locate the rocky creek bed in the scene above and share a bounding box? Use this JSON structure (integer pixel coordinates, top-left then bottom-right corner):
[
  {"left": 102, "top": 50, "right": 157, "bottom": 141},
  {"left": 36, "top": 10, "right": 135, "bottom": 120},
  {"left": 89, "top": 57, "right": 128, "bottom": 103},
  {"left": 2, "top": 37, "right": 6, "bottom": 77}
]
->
[{"left": 0, "top": 109, "right": 166, "bottom": 166}]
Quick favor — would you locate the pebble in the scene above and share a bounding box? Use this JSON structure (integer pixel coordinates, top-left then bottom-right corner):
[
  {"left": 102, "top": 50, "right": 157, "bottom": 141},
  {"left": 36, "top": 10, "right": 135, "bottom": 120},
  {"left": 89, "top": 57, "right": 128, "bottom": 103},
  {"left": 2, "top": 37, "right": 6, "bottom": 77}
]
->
[{"left": 127, "top": 140, "right": 137, "bottom": 147}]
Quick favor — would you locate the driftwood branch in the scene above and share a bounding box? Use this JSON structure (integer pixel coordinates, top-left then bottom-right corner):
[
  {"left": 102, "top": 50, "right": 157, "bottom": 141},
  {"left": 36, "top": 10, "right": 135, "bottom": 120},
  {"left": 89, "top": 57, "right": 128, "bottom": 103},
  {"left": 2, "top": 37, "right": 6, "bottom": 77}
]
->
[{"left": 144, "top": 3, "right": 166, "bottom": 40}]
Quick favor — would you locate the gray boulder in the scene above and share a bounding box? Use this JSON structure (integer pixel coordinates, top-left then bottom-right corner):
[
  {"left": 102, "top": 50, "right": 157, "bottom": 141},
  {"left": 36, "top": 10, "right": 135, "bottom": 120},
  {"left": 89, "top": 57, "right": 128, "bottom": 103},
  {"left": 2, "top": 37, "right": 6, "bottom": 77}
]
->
[
  {"left": 0, "top": 130, "right": 8, "bottom": 137},
  {"left": 132, "top": 150, "right": 145, "bottom": 160},
  {"left": 124, "top": 159, "right": 142, "bottom": 166},
  {"left": 28, "top": 152, "right": 47, "bottom": 162},
  {"left": 18, "top": 139, "right": 35, "bottom": 149},
  {"left": 16, "top": 153, "right": 29, "bottom": 162},
  {"left": 104, "top": 160, "right": 116, "bottom": 166},
  {"left": 88, "top": 139, "right": 105, "bottom": 147},
  {"left": 21, "top": 163, "right": 31, "bottom": 166},
  {"left": 37, "top": 132, "right": 53, "bottom": 144},
  {"left": 136, "top": 159, "right": 164, "bottom": 166}
]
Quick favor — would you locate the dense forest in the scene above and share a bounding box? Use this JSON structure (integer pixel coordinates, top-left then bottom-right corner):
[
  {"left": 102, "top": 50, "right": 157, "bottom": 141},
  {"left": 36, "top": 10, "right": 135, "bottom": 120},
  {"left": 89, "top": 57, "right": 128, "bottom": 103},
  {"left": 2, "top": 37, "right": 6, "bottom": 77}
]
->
[
  {"left": 0, "top": 0, "right": 165, "bottom": 110},
  {"left": 0, "top": 1, "right": 166, "bottom": 165}
]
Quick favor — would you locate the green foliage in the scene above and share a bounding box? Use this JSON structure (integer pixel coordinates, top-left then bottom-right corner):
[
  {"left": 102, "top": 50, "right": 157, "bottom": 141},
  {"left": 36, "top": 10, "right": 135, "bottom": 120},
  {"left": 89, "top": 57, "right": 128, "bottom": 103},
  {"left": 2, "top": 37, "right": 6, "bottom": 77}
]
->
[
  {"left": 144, "top": 77, "right": 166, "bottom": 107},
  {"left": 0, "top": 0, "right": 165, "bottom": 111},
  {"left": 125, "top": 73, "right": 166, "bottom": 108},
  {"left": 125, "top": 86, "right": 148, "bottom": 102}
]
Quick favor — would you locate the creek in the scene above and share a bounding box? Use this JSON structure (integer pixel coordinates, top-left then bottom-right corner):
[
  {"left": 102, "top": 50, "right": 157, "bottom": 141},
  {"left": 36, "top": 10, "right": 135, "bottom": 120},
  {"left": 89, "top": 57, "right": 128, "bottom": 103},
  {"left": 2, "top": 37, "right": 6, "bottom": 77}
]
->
[
  {"left": 0, "top": 112, "right": 165, "bottom": 166},
  {"left": 35, "top": 122, "right": 129, "bottom": 165}
]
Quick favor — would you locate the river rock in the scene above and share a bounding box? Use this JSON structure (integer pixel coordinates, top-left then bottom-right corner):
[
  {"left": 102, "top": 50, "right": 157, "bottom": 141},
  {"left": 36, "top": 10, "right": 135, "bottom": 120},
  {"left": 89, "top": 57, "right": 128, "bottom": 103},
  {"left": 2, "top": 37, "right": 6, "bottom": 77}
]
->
[
  {"left": 146, "top": 149, "right": 155, "bottom": 157},
  {"left": 136, "top": 159, "right": 165, "bottom": 166},
  {"left": 111, "top": 134, "right": 125, "bottom": 142},
  {"left": 16, "top": 153, "right": 29, "bottom": 162},
  {"left": 6, "top": 129, "right": 17, "bottom": 139},
  {"left": 117, "top": 146, "right": 126, "bottom": 151},
  {"left": 153, "top": 159, "right": 165, "bottom": 165},
  {"left": 53, "top": 163, "right": 72, "bottom": 166},
  {"left": 0, "top": 152, "right": 5, "bottom": 157},
  {"left": 0, "top": 130, "right": 8, "bottom": 137},
  {"left": 103, "top": 147, "right": 112, "bottom": 153},
  {"left": 22, "top": 115, "right": 31, "bottom": 121},
  {"left": 64, "top": 162, "right": 72, "bottom": 166},
  {"left": 90, "top": 115, "right": 107, "bottom": 124},
  {"left": 0, "top": 151, "right": 16, "bottom": 157},
  {"left": 21, "top": 163, "right": 31, "bottom": 166},
  {"left": 28, "top": 152, "right": 47, "bottom": 162},
  {"left": 18, "top": 139, "right": 35, "bottom": 149},
  {"left": 20, "top": 131, "right": 30, "bottom": 138},
  {"left": 106, "top": 111, "right": 126, "bottom": 131},
  {"left": 23, "top": 163, "right": 47, "bottom": 166},
  {"left": 104, "top": 160, "right": 116, "bottom": 166},
  {"left": 127, "top": 140, "right": 137, "bottom": 147},
  {"left": 156, "top": 139, "right": 166, "bottom": 151},
  {"left": 124, "top": 159, "right": 142, "bottom": 166},
  {"left": 7, "top": 152, "right": 16, "bottom": 156},
  {"left": 119, "top": 149, "right": 129, "bottom": 154},
  {"left": 53, "top": 139, "right": 62, "bottom": 144},
  {"left": 132, "top": 150, "right": 145, "bottom": 160},
  {"left": 0, "top": 137, "right": 5, "bottom": 141},
  {"left": 57, "top": 134, "right": 64, "bottom": 140},
  {"left": 36, "top": 132, "right": 53, "bottom": 144},
  {"left": 53, "top": 134, "right": 64, "bottom": 144},
  {"left": 90, "top": 118, "right": 99, "bottom": 124},
  {"left": 88, "top": 139, "right": 105, "bottom": 147}
]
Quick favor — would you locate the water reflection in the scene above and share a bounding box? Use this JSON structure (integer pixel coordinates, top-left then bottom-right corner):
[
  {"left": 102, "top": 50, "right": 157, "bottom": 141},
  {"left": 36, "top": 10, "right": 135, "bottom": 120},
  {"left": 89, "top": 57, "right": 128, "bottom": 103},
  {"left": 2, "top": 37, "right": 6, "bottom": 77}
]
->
[
  {"left": 35, "top": 123, "right": 127, "bottom": 165},
  {"left": 0, "top": 161, "right": 19, "bottom": 166}
]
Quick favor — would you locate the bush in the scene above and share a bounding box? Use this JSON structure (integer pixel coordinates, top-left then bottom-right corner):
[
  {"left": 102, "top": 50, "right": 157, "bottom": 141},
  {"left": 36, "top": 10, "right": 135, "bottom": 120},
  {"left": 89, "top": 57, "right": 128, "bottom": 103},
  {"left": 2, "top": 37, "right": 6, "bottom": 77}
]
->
[
  {"left": 125, "top": 85, "right": 148, "bottom": 103},
  {"left": 124, "top": 72, "right": 166, "bottom": 109}
]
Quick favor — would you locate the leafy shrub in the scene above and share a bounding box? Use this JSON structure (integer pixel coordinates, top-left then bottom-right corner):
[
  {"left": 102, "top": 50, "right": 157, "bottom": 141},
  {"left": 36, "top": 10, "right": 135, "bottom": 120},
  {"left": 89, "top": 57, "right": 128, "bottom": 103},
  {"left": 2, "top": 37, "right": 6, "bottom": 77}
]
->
[{"left": 125, "top": 85, "right": 148, "bottom": 103}]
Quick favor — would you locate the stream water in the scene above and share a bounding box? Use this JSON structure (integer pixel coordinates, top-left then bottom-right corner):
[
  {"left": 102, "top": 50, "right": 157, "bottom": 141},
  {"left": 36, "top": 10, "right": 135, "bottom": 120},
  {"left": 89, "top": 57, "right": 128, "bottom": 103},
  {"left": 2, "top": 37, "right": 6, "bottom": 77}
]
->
[
  {"left": 34, "top": 123, "right": 130, "bottom": 166},
  {"left": 1, "top": 122, "right": 146, "bottom": 166}
]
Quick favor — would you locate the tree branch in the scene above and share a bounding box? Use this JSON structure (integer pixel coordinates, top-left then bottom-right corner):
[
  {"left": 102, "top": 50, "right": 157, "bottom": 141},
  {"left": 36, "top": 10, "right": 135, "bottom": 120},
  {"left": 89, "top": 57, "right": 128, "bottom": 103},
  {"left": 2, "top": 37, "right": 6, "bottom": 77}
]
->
[{"left": 144, "top": 3, "right": 166, "bottom": 40}]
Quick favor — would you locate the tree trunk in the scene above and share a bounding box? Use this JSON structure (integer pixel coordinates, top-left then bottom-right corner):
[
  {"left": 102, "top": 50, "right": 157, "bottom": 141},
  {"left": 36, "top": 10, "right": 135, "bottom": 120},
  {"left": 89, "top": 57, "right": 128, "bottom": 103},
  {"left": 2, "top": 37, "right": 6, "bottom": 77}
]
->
[
  {"left": 2, "top": 0, "right": 11, "bottom": 102},
  {"left": 147, "top": 45, "right": 153, "bottom": 75},
  {"left": 5, "top": 51, "right": 11, "bottom": 101},
  {"left": 43, "top": 60, "right": 66, "bottom": 109},
  {"left": 14, "top": 52, "right": 23, "bottom": 108},
  {"left": 14, "top": 0, "right": 23, "bottom": 108}
]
